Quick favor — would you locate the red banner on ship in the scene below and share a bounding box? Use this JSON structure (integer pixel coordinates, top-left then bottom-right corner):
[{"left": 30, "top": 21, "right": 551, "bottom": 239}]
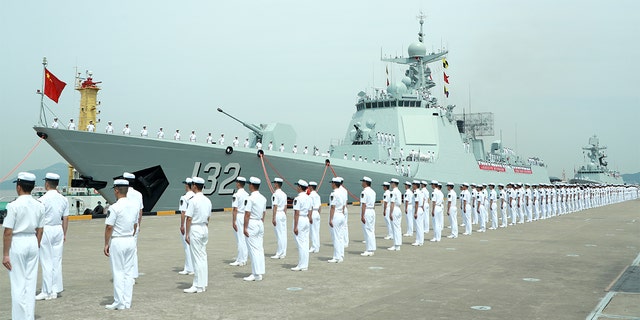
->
[{"left": 44, "top": 68, "right": 66, "bottom": 103}]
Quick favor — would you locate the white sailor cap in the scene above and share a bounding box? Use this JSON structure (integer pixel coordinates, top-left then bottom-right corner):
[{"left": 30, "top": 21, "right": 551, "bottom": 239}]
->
[
  {"left": 273, "top": 177, "right": 283, "bottom": 183},
  {"left": 476, "top": 183, "right": 483, "bottom": 188},
  {"left": 482, "top": 183, "right": 488, "bottom": 187},
  {"left": 404, "top": 181, "right": 411, "bottom": 186},
  {"left": 488, "top": 183, "right": 495, "bottom": 186},
  {"left": 295, "top": 179, "right": 308, "bottom": 187},
  {"left": 182, "top": 177, "right": 193, "bottom": 184},
  {"left": 382, "top": 181, "right": 390, "bottom": 186},
  {"left": 192, "top": 177, "right": 205, "bottom": 185},
  {"left": 447, "top": 182, "right": 454, "bottom": 186},
  {"left": 236, "top": 176, "right": 247, "bottom": 182},
  {"left": 309, "top": 181, "right": 318, "bottom": 186},
  {"left": 44, "top": 173, "right": 60, "bottom": 180},
  {"left": 437, "top": 182, "right": 443, "bottom": 187},
  {"left": 420, "top": 180, "right": 428, "bottom": 185},
  {"left": 331, "top": 177, "right": 342, "bottom": 183},
  {"left": 249, "top": 177, "right": 261, "bottom": 185},
  {"left": 14, "top": 172, "right": 36, "bottom": 183},
  {"left": 336, "top": 177, "right": 344, "bottom": 183},
  {"left": 390, "top": 178, "right": 400, "bottom": 184},
  {"left": 431, "top": 180, "right": 439, "bottom": 185},
  {"left": 360, "top": 176, "right": 372, "bottom": 182},
  {"left": 412, "top": 180, "right": 421, "bottom": 185},
  {"left": 113, "top": 179, "right": 129, "bottom": 187},
  {"left": 463, "top": 182, "right": 470, "bottom": 187},
  {"left": 123, "top": 172, "right": 135, "bottom": 179},
  {"left": 525, "top": 183, "right": 531, "bottom": 186},
  {"left": 498, "top": 183, "right": 505, "bottom": 187}
]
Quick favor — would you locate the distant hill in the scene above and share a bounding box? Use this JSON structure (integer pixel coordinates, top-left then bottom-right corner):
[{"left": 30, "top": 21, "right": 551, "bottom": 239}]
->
[
  {"left": 0, "top": 162, "right": 68, "bottom": 189},
  {"left": 622, "top": 172, "right": 640, "bottom": 185}
]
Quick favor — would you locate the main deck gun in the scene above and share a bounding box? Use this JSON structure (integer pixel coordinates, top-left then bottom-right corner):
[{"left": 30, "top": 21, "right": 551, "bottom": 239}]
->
[{"left": 217, "top": 108, "right": 263, "bottom": 142}]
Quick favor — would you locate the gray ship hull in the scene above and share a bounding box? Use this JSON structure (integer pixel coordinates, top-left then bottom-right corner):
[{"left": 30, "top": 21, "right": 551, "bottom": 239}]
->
[{"left": 34, "top": 126, "right": 549, "bottom": 211}]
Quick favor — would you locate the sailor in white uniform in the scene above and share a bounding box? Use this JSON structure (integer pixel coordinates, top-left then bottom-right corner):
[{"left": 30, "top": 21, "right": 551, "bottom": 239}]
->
[
  {"left": 292, "top": 145, "right": 298, "bottom": 154},
  {"left": 243, "top": 177, "right": 267, "bottom": 281},
  {"left": 430, "top": 181, "right": 444, "bottom": 242},
  {"left": 460, "top": 183, "right": 473, "bottom": 235},
  {"left": 279, "top": 143, "right": 285, "bottom": 152},
  {"left": 156, "top": 127, "right": 164, "bottom": 138},
  {"left": 105, "top": 121, "right": 114, "bottom": 133},
  {"left": 359, "top": 176, "right": 377, "bottom": 256},
  {"left": 470, "top": 183, "right": 478, "bottom": 224},
  {"left": 524, "top": 184, "right": 533, "bottom": 222},
  {"left": 189, "top": 131, "right": 196, "bottom": 142},
  {"left": 381, "top": 182, "right": 392, "bottom": 240},
  {"left": 256, "top": 140, "right": 262, "bottom": 150},
  {"left": 387, "top": 179, "right": 403, "bottom": 251},
  {"left": 476, "top": 184, "right": 487, "bottom": 232},
  {"left": 178, "top": 178, "right": 194, "bottom": 275},
  {"left": 122, "top": 124, "right": 131, "bottom": 135},
  {"left": 268, "top": 141, "right": 273, "bottom": 151},
  {"left": 206, "top": 133, "right": 213, "bottom": 144},
  {"left": 291, "top": 180, "right": 312, "bottom": 271},
  {"left": 67, "top": 118, "right": 76, "bottom": 130},
  {"left": 498, "top": 184, "right": 508, "bottom": 227},
  {"left": 183, "top": 177, "right": 212, "bottom": 293},
  {"left": 337, "top": 177, "right": 350, "bottom": 248},
  {"left": 140, "top": 126, "right": 148, "bottom": 137},
  {"left": 243, "top": 138, "right": 249, "bottom": 148},
  {"left": 104, "top": 179, "right": 138, "bottom": 309},
  {"left": 230, "top": 177, "right": 249, "bottom": 266},
  {"left": 328, "top": 177, "right": 346, "bottom": 262},
  {"left": 174, "top": 129, "right": 181, "bottom": 140},
  {"left": 446, "top": 182, "right": 458, "bottom": 238},
  {"left": 421, "top": 181, "right": 430, "bottom": 234},
  {"left": 411, "top": 180, "right": 425, "bottom": 245},
  {"left": 270, "top": 178, "right": 288, "bottom": 259},
  {"left": 122, "top": 172, "right": 143, "bottom": 280},
  {"left": 3, "top": 172, "right": 45, "bottom": 319},
  {"left": 51, "top": 117, "right": 60, "bottom": 129},
  {"left": 308, "top": 181, "right": 321, "bottom": 253},
  {"left": 233, "top": 137, "right": 240, "bottom": 147},
  {"left": 36, "top": 173, "right": 69, "bottom": 301},
  {"left": 86, "top": 120, "right": 95, "bottom": 132},
  {"left": 403, "top": 181, "right": 414, "bottom": 237},
  {"left": 488, "top": 183, "right": 498, "bottom": 230},
  {"left": 219, "top": 134, "right": 226, "bottom": 145}
]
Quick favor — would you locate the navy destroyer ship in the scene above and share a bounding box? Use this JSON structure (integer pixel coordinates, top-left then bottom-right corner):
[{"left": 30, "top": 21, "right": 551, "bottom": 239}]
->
[
  {"left": 570, "top": 135, "right": 623, "bottom": 185},
  {"left": 33, "top": 14, "right": 549, "bottom": 211}
]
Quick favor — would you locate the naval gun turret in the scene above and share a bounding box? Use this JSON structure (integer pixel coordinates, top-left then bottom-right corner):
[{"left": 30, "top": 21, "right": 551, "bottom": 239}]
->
[{"left": 217, "top": 107, "right": 297, "bottom": 150}]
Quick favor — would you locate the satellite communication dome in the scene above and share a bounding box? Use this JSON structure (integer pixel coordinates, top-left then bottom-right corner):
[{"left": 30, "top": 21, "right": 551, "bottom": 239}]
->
[
  {"left": 408, "top": 42, "right": 427, "bottom": 57},
  {"left": 401, "top": 76, "right": 412, "bottom": 87},
  {"left": 387, "top": 81, "right": 408, "bottom": 97}
]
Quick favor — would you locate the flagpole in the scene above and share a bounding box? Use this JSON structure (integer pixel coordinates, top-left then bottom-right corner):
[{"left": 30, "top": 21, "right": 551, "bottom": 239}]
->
[{"left": 40, "top": 57, "right": 48, "bottom": 127}]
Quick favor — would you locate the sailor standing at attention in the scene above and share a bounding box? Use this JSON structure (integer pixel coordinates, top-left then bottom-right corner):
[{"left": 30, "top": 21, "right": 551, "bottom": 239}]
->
[
  {"left": 122, "top": 172, "right": 143, "bottom": 281},
  {"left": 460, "top": 183, "right": 473, "bottom": 235},
  {"left": 86, "top": 120, "right": 95, "bottom": 132},
  {"left": 403, "top": 181, "right": 415, "bottom": 237},
  {"left": 387, "top": 178, "right": 403, "bottom": 251},
  {"left": 411, "top": 180, "right": 425, "bottom": 245},
  {"left": 470, "top": 183, "right": 478, "bottom": 225},
  {"left": 36, "top": 173, "right": 69, "bottom": 301},
  {"left": 206, "top": 133, "right": 213, "bottom": 144},
  {"left": 476, "top": 184, "right": 487, "bottom": 232},
  {"left": 122, "top": 124, "right": 131, "bottom": 135},
  {"left": 488, "top": 183, "right": 498, "bottom": 230},
  {"left": 292, "top": 145, "right": 298, "bottom": 154},
  {"left": 268, "top": 141, "right": 273, "bottom": 151},
  {"left": 51, "top": 117, "right": 60, "bottom": 129},
  {"left": 524, "top": 184, "right": 533, "bottom": 222},
  {"left": 177, "top": 178, "right": 194, "bottom": 275},
  {"left": 381, "top": 182, "right": 393, "bottom": 240},
  {"left": 233, "top": 136, "right": 239, "bottom": 147},
  {"left": 328, "top": 177, "right": 346, "bottom": 262},
  {"left": 337, "top": 177, "right": 350, "bottom": 248},
  {"left": 105, "top": 121, "right": 114, "bottom": 134},
  {"left": 104, "top": 179, "right": 138, "bottom": 309},
  {"left": 308, "top": 181, "right": 321, "bottom": 253},
  {"left": 291, "top": 180, "right": 312, "bottom": 271},
  {"left": 430, "top": 181, "right": 444, "bottom": 242},
  {"left": 279, "top": 143, "right": 285, "bottom": 152},
  {"left": 189, "top": 131, "right": 196, "bottom": 142},
  {"left": 270, "top": 178, "right": 287, "bottom": 259},
  {"left": 219, "top": 134, "right": 226, "bottom": 146},
  {"left": 230, "top": 177, "right": 249, "bottom": 266},
  {"left": 421, "top": 181, "right": 431, "bottom": 235},
  {"left": 359, "top": 176, "right": 376, "bottom": 256},
  {"left": 243, "top": 177, "right": 267, "bottom": 281},
  {"left": 67, "top": 118, "right": 76, "bottom": 130},
  {"left": 3, "top": 172, "right": 44, "bottom": 319},
  {"left": 156, "top": 127, "right": 164, "bottom": 139},
  {"left": 174, "top": 129, "right": 181, "bottom": 141},
  {"left": 183, "top": 177, "right": 212, "bottom": 293},
  {"left": 140, "top": 126, "right": 148, "bottom": 137},
  {"left": 243, "top": 138, "right": 249, "bottom": 148},
  {"left": 446, "top": 182, "right": 458, "bottom": 239},
  {"left": 498, "top": 184, "right": 508, "bottom": 227}
]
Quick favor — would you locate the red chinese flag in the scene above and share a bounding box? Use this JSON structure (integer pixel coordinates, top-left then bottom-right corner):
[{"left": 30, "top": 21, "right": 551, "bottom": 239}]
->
[
  {"left": 44, "top": 68, "right": 66, "bottom": 103},
  {"left": 444, "top": 72, "right": 450, "bottom": 84}
]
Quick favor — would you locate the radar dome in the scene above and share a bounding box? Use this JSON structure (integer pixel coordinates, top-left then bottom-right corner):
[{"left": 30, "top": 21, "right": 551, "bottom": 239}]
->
[
  {"left": 401, "top": 76, "right": 412, "bottom": 87},
  {"left": 387, "top": 81, "right": 407, "bottom": 97},
  {"left": 408, "top": 42, "right": 426, "bottom": 57}
]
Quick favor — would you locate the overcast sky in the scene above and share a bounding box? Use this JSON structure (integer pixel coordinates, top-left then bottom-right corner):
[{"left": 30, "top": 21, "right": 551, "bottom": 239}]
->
[{"left": 1, "top": 0, "right": 638, "bottom": 183}]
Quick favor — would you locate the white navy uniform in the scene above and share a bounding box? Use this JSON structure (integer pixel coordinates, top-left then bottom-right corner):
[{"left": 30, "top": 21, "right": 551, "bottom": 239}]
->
[
  {"left": 106, "top": 124, "right": 114, "bottom": 134},
  {"left": 360, "top": 186, "right": 377, "bottom": 252},
  {"left": 3, "top": 194, "right": 45, "bottom": 319},
  {"left": 431, "top": 188, "right": 444, "bottom": 241},
  {"left": 38, "top": 189, "right": 69, "bottom": 296},
  {"left": 244, "top": 190, "right": 267, "bottom": 278},
  {"left": 87, "top": 123, "right": 95, "bottom": 132},
  {"left": 189, "top": 133, "right": 196, "bottom": 142},
  {"left": 489, "top": 188, "right": 498, "bottom": 229},
  {"left": 447, "top": 189, "right": 458, "bottom": 237},
  {"left": 476, "top": 190, "right": 487, "bottom": 232},
  {"left": 309, "top": 189, "right": 321, "bottom": 253},
  {"left": 179, "top": 190, "right": 195, "bottom": 273},
  {"left": 122, "top": 126, "right": 131, "bottom": 135},
  {"left": 140, "top": 128, "right": 148, "bottom": 137},
  {"left": 185, "top": 191, "right": 212, "bottom": 289},
  {"left": 421, "top": 186, "right": 430, "bottom": 233},
  {"left": 271, "top": 188, "right": 288, "bottom": 258},
  {"left": 525, "top": 187, "right": 533, "bottom": 222},
  {"left": 403, "top": 188, "right": 414, "bottom": 235},
  {"left": 413, "top": 187, "right": 425, "bottom": 244},
  {"left": 382, "top": 189, "right": 392, "bottom": 238},
  {"left": 461, "top": 189, "right": 472, "bottom": 234},
  {"left": 499, "top": 188, "right": 508, "bottom": 227},
  {"left": 51, "top": 120, "right": 60, "bottom": 129},
  {"left": 389, "top": 186, "right": 403, "bottom": 248},
  {"left": 156, "top": 129, "right": 164, "bottom": 139},
  {"left": 338, "top": 185, "right": 350, "bottom": 247},
  {"left": 127, "top": 187, "right": 143, "bottom": 279},
  {"left": 105, "top": 196, "right": 138, "bottom": 309},
  {"left": 232, "top": 188, "right": 249, "bottom": 264},
  {"left": 329, "top": 190, "right": 346, "bottom": 260},
  {"left": 292, "top": 191, "right": 311, "bottom": 269},
  {"left": 67, "top": 121, "right": 75, "bottom": 130}
]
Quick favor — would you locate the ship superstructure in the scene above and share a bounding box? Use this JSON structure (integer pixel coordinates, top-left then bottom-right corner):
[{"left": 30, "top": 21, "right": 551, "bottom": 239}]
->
[{"left": 570, "top": 135, "right": 623, "bottom": 185}]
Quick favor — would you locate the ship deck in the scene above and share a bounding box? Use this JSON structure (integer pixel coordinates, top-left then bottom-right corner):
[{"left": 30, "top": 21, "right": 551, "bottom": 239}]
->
[{"left": 1, "top": 200, "right": 639, "bottom": 319}]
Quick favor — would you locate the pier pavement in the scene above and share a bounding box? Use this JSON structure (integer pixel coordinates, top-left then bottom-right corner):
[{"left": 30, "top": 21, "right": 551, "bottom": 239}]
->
[{"left": 1, "top": 200, "right": 638, "bottom": 320}]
